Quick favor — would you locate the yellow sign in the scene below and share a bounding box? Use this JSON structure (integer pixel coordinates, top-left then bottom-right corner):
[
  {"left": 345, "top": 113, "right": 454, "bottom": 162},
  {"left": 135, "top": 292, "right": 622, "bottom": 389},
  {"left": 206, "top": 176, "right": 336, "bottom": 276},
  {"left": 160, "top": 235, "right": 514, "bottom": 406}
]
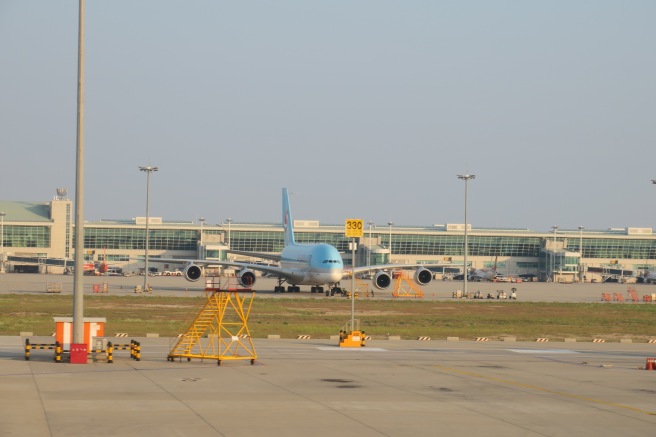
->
[{"left": 345, "top": 219, "right": 364, "bottom": 238}]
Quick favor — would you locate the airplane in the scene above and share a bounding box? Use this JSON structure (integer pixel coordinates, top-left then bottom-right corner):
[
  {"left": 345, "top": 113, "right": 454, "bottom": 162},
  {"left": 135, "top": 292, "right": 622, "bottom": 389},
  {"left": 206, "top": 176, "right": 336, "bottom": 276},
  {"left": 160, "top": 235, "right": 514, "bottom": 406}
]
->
[
  {"left": 96, "top": 247, "right": 109, "bottom": 274},
  {"left": 640, "top": 271, "right": 656, "bottom": 284},
  {"left": 468, "top": 256, "right": 499, "bottom": 282},
  {"left": 149, "top": 188, "right": 441, "bottom": 294}
]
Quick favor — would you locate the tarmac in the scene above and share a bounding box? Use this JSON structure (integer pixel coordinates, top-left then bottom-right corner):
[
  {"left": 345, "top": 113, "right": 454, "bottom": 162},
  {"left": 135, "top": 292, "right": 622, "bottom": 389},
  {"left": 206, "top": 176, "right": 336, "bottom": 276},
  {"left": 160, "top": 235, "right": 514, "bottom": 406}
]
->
[
  {"left": 2, "top": 274, "right": 656, "bottom": 436},
  {"left": 2, "top": 336, "right": 656, "bottom": 436}
]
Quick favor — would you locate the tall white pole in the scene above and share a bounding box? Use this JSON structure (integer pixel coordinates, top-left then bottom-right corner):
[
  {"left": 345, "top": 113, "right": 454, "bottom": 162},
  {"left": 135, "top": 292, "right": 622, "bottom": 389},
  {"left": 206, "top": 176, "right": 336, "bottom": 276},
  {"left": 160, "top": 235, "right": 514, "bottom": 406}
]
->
[
  {"left": 0, "top": 212, "right": 5, "bottom": 274},
  {"left": 145, "top": 170, "right": 151, "bottom": 291},
  {"left": 387, "top": 222, "right": 393, "bottom": 263},
  {"left": 226, "top": 218, "right": 232, "bottom": 248},
  {"left": 551, "top": 225, "right": 558, "bottom": 282},
  {"left": 458, "top": 174, "right": 475, "bottom": 296},
  {"left": 578, "top": 225, "right": 584, "bottom": 283},
  {"left": 465, "top": 179, "right": 468, "bottom": 294},
  {"left": 368, "top": 221, "right": 374, "bottom": 267},
  {"left": 199, "top": 217, "right": 205, "bottom": 245},
  {"left": 140, "top": 166, "right": 158, "bottom": 291},
  {"left": 72, "top": 0, "right": 85, "bottom": 345}
]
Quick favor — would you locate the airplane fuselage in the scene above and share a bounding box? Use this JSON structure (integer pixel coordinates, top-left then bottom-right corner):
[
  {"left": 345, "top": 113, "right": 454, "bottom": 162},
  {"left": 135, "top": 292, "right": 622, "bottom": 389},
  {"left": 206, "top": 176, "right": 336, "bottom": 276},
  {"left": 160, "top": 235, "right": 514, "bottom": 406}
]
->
[
  {"left": 280, "top": 243, "right": 343, "bottom": 285},
  {"left": 643, "top": 272, "right": 656, "bottom": 283},
  {"left": 469, "top": 269, "right": 497, "bottom": 281}
]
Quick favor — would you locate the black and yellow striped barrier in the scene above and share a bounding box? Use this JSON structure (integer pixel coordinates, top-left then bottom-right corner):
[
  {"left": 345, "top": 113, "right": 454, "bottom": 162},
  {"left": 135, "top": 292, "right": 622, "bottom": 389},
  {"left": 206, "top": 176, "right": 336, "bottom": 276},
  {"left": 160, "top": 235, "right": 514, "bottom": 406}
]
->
[
  {"left": 25, "top": 339, "right": 62, "bottom": 362},
  {"left": 25, "top": 338, "right": 141, "bottom": 364},
  {"left": 96, "top": 340, "right": 141, "bottom": 363}
]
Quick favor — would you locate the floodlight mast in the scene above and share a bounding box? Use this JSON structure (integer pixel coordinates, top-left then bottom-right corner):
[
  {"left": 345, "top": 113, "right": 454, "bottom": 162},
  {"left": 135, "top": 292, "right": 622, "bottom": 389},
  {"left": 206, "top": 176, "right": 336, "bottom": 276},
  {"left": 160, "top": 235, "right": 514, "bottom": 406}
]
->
[
  {"left": 551, "top": 225, "right": 559, "bottom": 282},
  {"left": 198, "top": 217, "right": 205, "bottom": 245},
  {"left": 139, "top": 166, "right": 158, "bottom": 292},
  {"left": 367, "top": 221, "right": 374, "bottom": 267},
  {"left": 457, "top": 174, "right": 475, "bottom": 295},
  {"left": 0, "top": 212, "right": 6, "bottom": 274},
  {"left": 225, "top": 218, "right": 233, "bottom": 248},
  {"left": 387, "top": 222, "right": 393, "bottom": 262},
  {"left": 578, "top": 225, "right": 584, "bottom": 283}
]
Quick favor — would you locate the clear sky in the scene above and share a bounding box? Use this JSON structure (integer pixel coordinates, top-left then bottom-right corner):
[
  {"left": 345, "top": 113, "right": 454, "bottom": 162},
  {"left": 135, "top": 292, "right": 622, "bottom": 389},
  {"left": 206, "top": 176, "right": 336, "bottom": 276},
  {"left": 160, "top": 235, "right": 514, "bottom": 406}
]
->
[{"left": 2, "top": 1, "right": 655, "bottom": 232}]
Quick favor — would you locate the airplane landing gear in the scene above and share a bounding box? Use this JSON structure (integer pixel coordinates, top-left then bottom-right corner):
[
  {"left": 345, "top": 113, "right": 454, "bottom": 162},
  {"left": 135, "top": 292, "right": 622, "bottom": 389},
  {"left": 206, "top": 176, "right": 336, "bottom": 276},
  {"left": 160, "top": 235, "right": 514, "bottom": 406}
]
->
[
  {"left": 330, "top": 286, "right": 344, "bottom": 296},
  {"left": 274, "top": 278, "right": 287, "bottom": 293},
  {"left": 274, "top": 283, "right": 300, "bottom": 292}
]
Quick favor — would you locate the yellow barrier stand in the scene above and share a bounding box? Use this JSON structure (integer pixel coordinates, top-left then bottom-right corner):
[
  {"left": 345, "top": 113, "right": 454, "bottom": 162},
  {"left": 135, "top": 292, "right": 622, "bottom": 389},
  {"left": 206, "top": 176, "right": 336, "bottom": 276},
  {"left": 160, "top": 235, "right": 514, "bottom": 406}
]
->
[
  {"left": 338, "top": 320, "right": 366, "bottom": 348},
  {"left": 107, "top": 341, "right": 114, "bottom": 363}
]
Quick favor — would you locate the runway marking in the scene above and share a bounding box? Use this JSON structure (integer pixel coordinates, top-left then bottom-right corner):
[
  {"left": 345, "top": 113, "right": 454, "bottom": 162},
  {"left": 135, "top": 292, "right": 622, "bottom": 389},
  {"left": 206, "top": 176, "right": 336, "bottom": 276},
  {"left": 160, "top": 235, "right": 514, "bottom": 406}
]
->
[
  {"left": 507, "top": 349, "right": 578, "bottom": 354},
  {"left": 433, "top": 364, "right": 656, "bottom": 416},
  {"left": 317, "top": 347, "right": 387, "bottom": 352}
]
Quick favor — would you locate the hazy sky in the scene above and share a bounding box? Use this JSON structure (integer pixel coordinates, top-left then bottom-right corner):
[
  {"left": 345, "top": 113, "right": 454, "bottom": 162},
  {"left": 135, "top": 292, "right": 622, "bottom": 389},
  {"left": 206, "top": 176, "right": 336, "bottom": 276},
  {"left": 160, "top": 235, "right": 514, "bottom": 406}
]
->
[{"left": 2, "top": 1, "right": 655, "bottom": 232}]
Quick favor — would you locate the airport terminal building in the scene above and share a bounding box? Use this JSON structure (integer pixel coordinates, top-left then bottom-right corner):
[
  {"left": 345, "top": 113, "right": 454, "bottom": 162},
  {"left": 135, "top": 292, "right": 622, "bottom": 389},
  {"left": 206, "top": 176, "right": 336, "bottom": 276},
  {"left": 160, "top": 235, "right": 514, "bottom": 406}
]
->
[{"left": 1, "top": 193, "right": 655, "bottom": 282}]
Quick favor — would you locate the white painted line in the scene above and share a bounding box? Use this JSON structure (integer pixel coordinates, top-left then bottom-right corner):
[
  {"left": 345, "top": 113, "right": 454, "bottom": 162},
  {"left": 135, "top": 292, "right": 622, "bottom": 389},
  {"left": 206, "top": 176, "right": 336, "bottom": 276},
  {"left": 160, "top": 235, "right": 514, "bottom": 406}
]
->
[
  {"left": 508, "top": 349, "right": 578, "bottom": 354},
  {"left": 317, "top": 347, "right": 387, "bottom": 352}
]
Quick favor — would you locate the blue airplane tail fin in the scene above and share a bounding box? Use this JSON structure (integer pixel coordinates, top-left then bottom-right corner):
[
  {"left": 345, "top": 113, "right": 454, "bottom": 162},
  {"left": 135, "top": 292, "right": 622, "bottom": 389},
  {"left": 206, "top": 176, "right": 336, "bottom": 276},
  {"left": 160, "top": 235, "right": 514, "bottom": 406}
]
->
[{"left": 282, "top": 188, "right": 295, "bottom": 246}]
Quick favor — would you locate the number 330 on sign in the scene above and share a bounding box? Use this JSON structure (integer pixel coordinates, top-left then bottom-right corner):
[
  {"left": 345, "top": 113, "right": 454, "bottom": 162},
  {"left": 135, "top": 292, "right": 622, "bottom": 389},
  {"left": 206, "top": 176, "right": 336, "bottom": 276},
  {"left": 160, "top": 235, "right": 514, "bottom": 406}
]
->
[{"left": 345, "top": 219, "right": 364, "bottom": 238}]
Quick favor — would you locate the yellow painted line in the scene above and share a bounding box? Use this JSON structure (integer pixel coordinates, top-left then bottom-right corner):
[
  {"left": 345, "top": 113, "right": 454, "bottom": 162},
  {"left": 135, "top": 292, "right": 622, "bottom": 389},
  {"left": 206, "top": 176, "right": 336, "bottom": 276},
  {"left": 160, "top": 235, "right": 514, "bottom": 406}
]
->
[{"left": 433, "top": 364, "right": 656, "bottom": 416}]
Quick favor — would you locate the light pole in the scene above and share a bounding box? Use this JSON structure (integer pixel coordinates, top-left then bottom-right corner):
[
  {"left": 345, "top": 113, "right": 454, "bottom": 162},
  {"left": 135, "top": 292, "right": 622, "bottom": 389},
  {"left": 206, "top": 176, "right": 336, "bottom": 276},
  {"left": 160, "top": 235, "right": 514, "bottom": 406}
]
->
[
  {"left": 226, "top": 218, "right": 233, "bottom": 248},
  {"left": 458, "top": 174, "right": 475, "bottom": 295},
  {"left": 578, "top": 225, "right": 584, "bottom": 283},
  {"left": 387, "top": 222, "right": 394, "bottom": 263},
  {"left": 651, "top": 179, "right": 656, "bottom": 277},
  {"left": 0, "top": 212, "right": 5, "bottom": 274},
  {"left": 72, "top": 0, "right": 86, "bottom": 347},
  {"left": 198, "top": 217, "right": 205, "bottom": 258},
  {"left": 198, "top": 217, "right": 205, "bottom": 244},
  {"left": 367, "top": 221, "right": 374, "bottom": 267},
  {"left": 139, "top": 165, "right": 158, "bottom": 291},
  {"left": 551, "top": 225, "right": 558, "bottom": 282}
]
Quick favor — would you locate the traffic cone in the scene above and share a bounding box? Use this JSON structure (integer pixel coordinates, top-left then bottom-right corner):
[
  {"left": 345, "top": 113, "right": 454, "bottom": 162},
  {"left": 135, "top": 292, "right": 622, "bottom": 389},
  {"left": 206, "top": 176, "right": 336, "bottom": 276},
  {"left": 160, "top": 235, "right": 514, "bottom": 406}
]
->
[{"left": 646, "top": 358, "right": 655, "bottom": 370}]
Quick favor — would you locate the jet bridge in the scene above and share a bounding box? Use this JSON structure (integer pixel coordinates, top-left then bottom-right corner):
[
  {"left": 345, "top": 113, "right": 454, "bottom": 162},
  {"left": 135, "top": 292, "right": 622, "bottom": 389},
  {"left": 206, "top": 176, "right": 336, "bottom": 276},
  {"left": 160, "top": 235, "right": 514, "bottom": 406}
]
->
[{"left": 587, "top": 266, "right": 634, "bottom": 283}]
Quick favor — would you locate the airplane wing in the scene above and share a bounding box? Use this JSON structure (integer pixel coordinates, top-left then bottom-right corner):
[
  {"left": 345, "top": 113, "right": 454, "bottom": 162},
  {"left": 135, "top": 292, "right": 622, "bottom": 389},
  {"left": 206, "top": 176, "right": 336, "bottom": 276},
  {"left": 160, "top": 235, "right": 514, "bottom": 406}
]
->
[
  {"left": 349, "top": 263, "right": 460, "bottom": 276},
  {"left": 226, "top": 250, "right": 281, "bottom": 263},
  {"left": 344, "top": 262, "right": 463, "bottom": 289},
  {"left": 145, "top": 257, "right": 298, "bottom": 283}
]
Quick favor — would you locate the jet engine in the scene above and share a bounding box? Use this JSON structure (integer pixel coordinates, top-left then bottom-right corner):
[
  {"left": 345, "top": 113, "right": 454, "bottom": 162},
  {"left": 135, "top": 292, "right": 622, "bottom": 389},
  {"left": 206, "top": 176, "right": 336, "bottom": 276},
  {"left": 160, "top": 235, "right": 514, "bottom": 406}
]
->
[
  {"left": 373, "top": 271, "right": 392, "bottom": 290},
  {"left": 414, "top": 267, "right": 433, "bottom": 286},
  {"left": 183, "top": 263, "right": 203, "bottom": 282},
  {"left": 237, "top": 269, "right": 257, "bottom": 287}
]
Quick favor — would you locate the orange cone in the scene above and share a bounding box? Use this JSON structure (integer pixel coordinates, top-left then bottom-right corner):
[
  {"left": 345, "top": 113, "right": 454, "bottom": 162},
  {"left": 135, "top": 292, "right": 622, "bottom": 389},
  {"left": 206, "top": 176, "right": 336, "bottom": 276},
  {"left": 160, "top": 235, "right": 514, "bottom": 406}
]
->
[{"left": 646, "top": 358, "right": 655, "bottom": 370}]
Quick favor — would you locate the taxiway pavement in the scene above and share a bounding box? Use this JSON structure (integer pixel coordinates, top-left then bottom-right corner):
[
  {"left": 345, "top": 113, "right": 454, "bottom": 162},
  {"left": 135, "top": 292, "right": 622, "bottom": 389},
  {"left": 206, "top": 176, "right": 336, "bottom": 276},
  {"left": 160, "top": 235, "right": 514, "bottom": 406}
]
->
[{"left": 1, "top": 336, "right": 655, "bottom": 436}]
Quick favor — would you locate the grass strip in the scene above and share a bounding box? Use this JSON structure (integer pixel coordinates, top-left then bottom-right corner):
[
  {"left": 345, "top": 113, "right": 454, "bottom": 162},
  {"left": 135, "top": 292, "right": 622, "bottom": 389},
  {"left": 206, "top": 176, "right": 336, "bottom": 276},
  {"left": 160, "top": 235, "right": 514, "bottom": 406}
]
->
[{"left": 2, "top": 294, "right": 655, "bottom": 341}]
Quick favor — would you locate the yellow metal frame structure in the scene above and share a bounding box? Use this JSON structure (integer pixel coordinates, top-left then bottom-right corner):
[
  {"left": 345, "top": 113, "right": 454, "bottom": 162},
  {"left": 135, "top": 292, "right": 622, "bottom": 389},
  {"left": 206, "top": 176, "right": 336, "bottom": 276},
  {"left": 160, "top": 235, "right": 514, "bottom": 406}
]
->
[
  {"left": 167, "top": 278, "right": 257, "bottom": 365},
  {"left": 392, "top": 272, "right": 424, "bottom": 298}
]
